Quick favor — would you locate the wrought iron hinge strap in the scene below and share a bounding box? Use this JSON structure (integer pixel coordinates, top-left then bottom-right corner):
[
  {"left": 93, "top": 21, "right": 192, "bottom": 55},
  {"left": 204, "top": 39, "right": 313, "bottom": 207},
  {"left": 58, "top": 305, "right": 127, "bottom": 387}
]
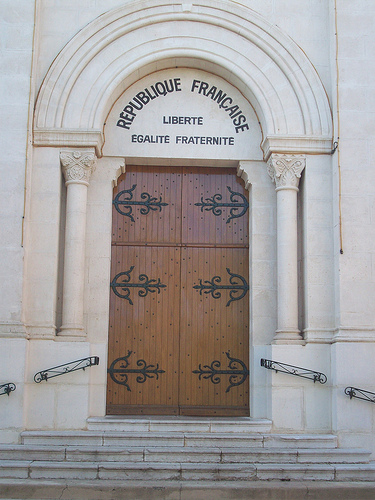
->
[
  {"left": 260, "top": 359, "right": 327, "bottom": 384},
  {"left": 34, "top": 356, "right": 99, "bottom": 383},
  {"left": 193, "top": 268, "right": 248, "bottom": 306},
  {"left": 108, "top": 351, "right": 165, "bottom": 392},
  {"left": 193, "top": 352, "right": 249, "bottom": 393},
  {"left": 110, "top": 266, "right": 167, "bottom": 305},
  {"left": 0, "top": 383, "right": 16, "bottom": 396},
  {"left": 195, "top": 186, "right": 248, "bottom": 224},
  {"left": 345, "top": 386, "right": 375, "bottom": 404},
  {"left": 113, "top": 184, "right": 168, "bottom": 222}
]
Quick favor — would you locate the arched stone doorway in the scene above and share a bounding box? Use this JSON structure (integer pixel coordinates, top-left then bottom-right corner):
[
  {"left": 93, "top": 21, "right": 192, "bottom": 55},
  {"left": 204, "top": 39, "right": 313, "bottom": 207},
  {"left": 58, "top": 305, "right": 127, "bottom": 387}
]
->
[{"left": 31, "top": 0, "right": 333, "bottom": 420}]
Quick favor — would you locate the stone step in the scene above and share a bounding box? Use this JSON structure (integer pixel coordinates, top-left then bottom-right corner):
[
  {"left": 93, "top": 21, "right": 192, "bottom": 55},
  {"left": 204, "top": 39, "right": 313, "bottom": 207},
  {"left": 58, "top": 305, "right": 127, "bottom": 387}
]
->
[
  {"left": 87, "top": 416, "right": 273, "bottom": 433},
  {"left": 3, "top": 479, "right": 375, "bottom": 500},
  {"left": 1, "top": 460, "right": 375, "bottom": 482},
  {"left": 0, "top": 444, "right": 370, "bottom": 464},
  {"left": 20, "top": 430, "right": 338, "bottom": 449}
]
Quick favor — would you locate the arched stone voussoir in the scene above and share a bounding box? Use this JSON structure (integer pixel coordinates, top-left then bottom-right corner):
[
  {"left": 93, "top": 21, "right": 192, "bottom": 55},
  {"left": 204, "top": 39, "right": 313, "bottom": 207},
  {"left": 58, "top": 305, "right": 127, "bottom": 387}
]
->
[{"left": 33, "top": 0, "right": 333, "bottom": 157}]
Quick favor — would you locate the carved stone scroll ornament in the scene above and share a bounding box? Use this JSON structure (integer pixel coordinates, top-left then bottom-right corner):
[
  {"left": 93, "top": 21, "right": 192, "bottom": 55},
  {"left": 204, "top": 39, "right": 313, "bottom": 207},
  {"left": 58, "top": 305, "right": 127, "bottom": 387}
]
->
[
  {"left": 267, "top": 154, "right": 306, "bottom": 190},
  {"left": 60, "top": 150, "right": 97, "bottom": 186}
]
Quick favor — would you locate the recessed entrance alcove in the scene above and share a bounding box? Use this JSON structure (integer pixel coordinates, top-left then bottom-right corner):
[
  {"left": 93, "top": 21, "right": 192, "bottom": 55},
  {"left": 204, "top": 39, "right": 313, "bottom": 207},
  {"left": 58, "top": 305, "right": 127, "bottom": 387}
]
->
[{"left": 102, "top": 67, "right": 262, "bottom": 417}]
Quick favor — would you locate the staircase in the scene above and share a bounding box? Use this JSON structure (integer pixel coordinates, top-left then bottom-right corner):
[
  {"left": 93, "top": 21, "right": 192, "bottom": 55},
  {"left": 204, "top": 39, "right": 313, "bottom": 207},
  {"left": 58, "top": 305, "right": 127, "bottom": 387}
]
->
[{"left": 1, "top": 417, "right": 375, "bottom": 499}]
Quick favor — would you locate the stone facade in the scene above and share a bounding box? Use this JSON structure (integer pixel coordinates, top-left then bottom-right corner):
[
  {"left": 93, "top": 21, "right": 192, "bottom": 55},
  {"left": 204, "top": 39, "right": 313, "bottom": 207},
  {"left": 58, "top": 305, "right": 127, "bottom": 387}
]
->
[{"left": 1, "top": 0, "right": 375, "bottom": 464}]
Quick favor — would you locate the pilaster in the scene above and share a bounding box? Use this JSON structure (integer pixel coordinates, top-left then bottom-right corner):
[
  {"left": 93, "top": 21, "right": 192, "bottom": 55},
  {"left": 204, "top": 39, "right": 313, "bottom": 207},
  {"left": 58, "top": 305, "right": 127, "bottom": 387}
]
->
[
  {"left": 268, "top": 154, "right": 306, "bottom": 344},
  {"left": 59, "top": 150, "right": 96, "bottom": 339}
]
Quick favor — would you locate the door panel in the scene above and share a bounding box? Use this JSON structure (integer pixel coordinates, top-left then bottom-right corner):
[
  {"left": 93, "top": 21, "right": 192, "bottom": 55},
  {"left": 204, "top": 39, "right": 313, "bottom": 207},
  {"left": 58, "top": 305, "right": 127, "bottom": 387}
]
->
[
  {"left": 112, "top": 166, "right": 182, "bottom": 245},
  {"left": 179, "top": 247, "right": 249, "bottom": 416},
  {"left": 107, "top": 166, "right": 249, "bottom": 416},
  {"left": 107, "top": 244, "right": 181, "bottom": 414},
  {"left": 181, "top": 167, "right": 249, "bottom": 246}
]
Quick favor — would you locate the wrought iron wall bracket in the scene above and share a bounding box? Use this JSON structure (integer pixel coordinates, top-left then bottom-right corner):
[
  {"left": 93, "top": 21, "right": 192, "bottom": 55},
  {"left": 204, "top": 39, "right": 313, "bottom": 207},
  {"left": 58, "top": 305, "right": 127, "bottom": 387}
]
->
[
  {"left": 260, "top": 359, "right": 327, "bottom": 384},
  {"left": 345, "top": 387, "right": 375, "bottom": 404},
  {"left": 0, "top": 383, "right": 16, "bottom": 396},
  {"left": 34, "top": 356, "right": 99, "bottom": 383}
]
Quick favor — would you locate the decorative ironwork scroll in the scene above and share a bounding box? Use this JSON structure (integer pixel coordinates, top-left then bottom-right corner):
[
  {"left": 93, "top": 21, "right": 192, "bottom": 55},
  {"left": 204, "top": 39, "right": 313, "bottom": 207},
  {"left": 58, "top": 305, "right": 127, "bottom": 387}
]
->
[
  {"left": 0, "top": 383, "right": 16, "bottom": 396},
  {"left": 108, "top": 351, "right": 165, "bottom": 392},
  {"left": 113, "top": 184, "right": 168, "bottom": 222},
  {"left": 345, "top": 387, "right": 375, "bottom": 404},
  {"left": 34, "top": 357, "right": 99, "bottom": 383},
  {"left": 193, "top": 352, "right": 249, "bottom": 393},
  {"left": 193, "top": 268, "right": 249, "bottom": 306},
  {"left": 195, "top": 186, "right": 248, "bottom": 224},
  {"left": 110, "top": 266, "right": 167, "bottom": 305},
  {"left": 260, "top": 359, "right": 327, "bottom": 384}
]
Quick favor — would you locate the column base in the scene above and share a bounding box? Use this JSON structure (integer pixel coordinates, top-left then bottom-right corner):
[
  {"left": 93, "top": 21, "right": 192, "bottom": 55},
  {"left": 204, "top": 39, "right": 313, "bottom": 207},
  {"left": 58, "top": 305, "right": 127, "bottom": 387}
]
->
[
  {"left": 58, "top": 324, "right": 86, "bottom": 340},
  {"left": 303, "top": 328, "right": 333, "bottom": 344},
  {"left": 273, "top": 329, "right": 305, "bottom": 344}
]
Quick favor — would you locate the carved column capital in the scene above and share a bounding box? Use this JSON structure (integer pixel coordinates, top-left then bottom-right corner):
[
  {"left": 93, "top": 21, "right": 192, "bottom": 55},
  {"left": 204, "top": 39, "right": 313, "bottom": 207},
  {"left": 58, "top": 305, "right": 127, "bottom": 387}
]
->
[
  {"left": 267, "top": 154, "right": 306, "bottom": 191},
  {"left": 60, "top": 150, "right": 96, "bottom": 186}
]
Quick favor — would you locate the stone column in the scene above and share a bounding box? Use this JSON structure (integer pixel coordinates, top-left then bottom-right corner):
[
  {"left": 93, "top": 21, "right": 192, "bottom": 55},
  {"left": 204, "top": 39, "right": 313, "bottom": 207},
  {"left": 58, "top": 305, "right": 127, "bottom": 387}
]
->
[
  {"left": 267, "top": 154, "right": 306, "bottom": 343},
  {"left": 59, "top": 150, "right": 96, "bottom": 338}
]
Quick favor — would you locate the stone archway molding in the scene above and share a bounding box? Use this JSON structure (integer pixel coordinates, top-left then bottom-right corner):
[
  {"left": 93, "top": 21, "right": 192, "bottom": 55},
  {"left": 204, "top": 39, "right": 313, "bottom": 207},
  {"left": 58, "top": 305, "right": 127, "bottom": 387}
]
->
[{"left": 33, "top": 0, "right": 333, "bottom": 158}]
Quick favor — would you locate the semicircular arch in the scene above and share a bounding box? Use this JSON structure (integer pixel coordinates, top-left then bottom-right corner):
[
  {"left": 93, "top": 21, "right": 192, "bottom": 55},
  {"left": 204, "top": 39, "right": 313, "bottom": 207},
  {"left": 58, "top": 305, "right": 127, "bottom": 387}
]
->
[{"left": 33, "top": 0, "right": 333, "bottom": 157}]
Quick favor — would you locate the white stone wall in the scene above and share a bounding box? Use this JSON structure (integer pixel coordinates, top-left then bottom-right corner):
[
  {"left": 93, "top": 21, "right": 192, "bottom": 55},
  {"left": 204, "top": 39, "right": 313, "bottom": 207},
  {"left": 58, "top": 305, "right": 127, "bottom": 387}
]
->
[
  {"left": 334, "top": 1, "right": 375, "bottom": 335},
  {"left": 0, "top": 0, "right": 35, "bottom": 442},
  {"left": 0, "top": 0, "right": 35, "bottom": 336},
  {"left": 331, "top": 0, "right": 375, "bottom": 453},
  {"left": 22, "top": 147, "right": 62, "bottom": 339}
]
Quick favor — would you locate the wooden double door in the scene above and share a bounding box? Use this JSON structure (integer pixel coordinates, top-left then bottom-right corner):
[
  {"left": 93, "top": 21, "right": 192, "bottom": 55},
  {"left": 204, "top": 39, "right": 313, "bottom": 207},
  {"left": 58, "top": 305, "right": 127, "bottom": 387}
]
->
[{"left": 106, "top": 166, "right": 249, "bottom": 416}]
